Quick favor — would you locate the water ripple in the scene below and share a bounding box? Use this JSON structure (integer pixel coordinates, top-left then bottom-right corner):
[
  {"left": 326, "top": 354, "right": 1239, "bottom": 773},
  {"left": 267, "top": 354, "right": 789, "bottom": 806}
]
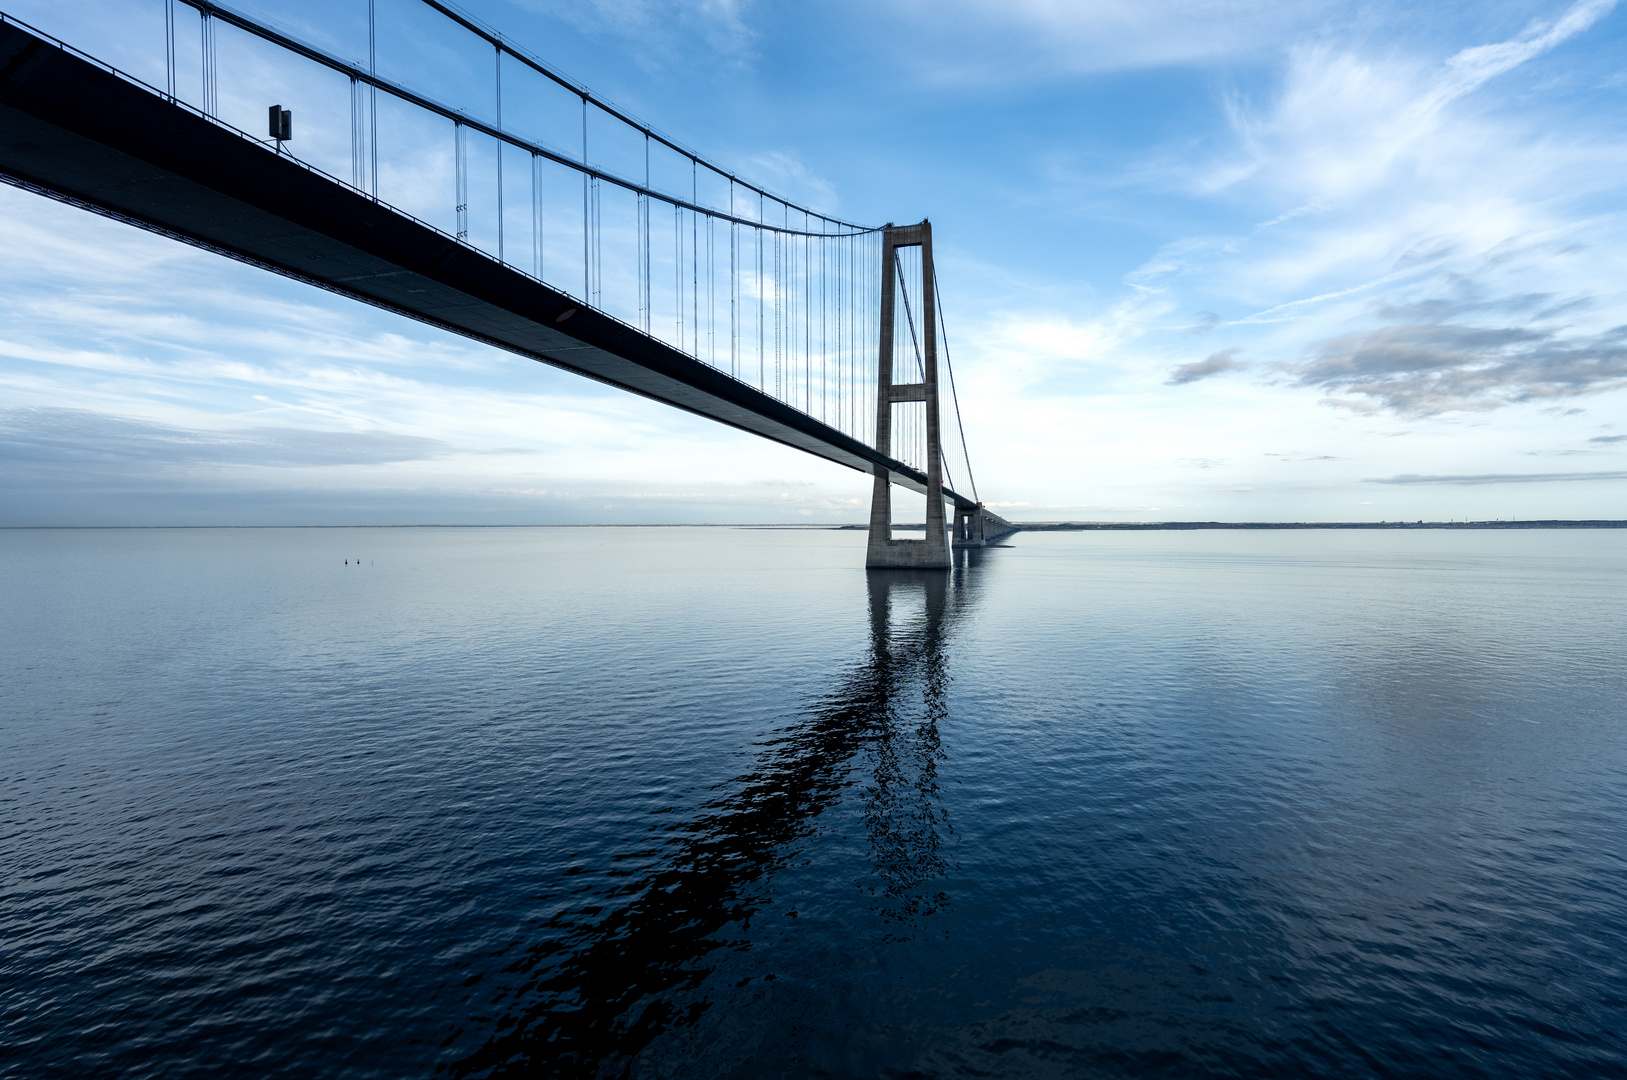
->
[{"left": 3, "top": 527, "right": 1625, "bottom": 1077}]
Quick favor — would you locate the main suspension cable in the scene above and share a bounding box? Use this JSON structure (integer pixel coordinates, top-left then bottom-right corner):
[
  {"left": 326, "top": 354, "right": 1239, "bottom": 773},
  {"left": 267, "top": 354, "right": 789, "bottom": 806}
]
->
[
  {"left": 934, "top": 269, "right": 979, "bottom": 506},
  {"left": 893, "top": 251, "right": 926, "bottom": 380},
  {"left": 894, "top": 250, "right": 964, "bottom": 490}
]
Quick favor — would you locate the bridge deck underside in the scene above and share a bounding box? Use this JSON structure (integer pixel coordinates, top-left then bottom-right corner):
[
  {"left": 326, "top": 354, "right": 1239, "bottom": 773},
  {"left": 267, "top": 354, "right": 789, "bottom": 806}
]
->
[{"left": 0, "top": 21, "right": 976, "bottom": 510}]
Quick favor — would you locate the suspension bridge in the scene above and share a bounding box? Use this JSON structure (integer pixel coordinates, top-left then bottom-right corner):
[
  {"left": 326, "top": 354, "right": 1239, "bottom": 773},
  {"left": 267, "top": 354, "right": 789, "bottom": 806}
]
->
[{"left": 0, "top": 1, "right": 1015, "bottom": 566}]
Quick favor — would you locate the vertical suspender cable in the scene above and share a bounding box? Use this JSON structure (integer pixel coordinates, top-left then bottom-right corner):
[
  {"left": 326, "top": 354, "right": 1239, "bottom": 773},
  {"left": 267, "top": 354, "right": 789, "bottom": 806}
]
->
[
  {"left": 894, "top": 250, "right": 925, "bottom": 380},
  {"left": 367, "top": 0, "right": 377, "bottom": 196},
  {"left": 640, "top": 136, "right": 649, "bottom": 333},
  {"left": 455, "top": 121, "right": 467, "bottom": 240},
  {"left": 771, "top": 211, "right": 777, "bottom": 396},
  {"left": 350, "top": 77, "right": 361, "bottom": 180},
  {"left": 165, "top": 0, "right": 176, "bottom": 99},
  {"left": 708, "top": 209, "right": 715, "bottom": 366},
  {"left": 669, "top": 204, "right": 675, "bottom": 343},
  {"left": 691, "top": 160, "right": 699, "bottom": 357},
  {"left": 733, "top": 215, "right": 738, "bottom": 377},
  {"left": 839, "top": 233, "right": 846, "bottom": 434},
  {"left": 809, "top": 228, "right": 814, "bottom": 413},
  {"left": 495, "top": 45, "right": 503, "bottom": 265},
  {"left": 532, "top": 153, "right": 543, "bottom": 281},
  {"left": 581, "top": 97, "right": 589, "bottom": 302},
  {"left": 757, "top": 195, "right": 764, "bottom": 389},
  {"left": 199, "top": 8, "right": 215, "bottom": 118}
]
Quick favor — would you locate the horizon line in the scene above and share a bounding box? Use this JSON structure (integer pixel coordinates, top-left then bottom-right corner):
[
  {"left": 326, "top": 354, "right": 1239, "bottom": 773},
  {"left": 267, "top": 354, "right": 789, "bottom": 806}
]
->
[{"left": 4, "top": 520, "right": 1627, "bottom": 531}]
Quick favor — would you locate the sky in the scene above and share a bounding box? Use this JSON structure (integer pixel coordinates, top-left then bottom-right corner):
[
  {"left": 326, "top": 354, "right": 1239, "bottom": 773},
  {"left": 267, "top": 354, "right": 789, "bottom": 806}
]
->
[{"left": 3, "top": 0, "right": 1626, "bottom": 524}]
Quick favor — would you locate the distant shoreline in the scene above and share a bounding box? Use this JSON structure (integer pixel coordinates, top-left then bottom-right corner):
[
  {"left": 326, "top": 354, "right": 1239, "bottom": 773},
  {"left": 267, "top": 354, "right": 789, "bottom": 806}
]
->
[
  {"left": 4, "top": 520, "right": 1625, "bottom": 531},
  {"left": 1012, "top": 520, "right": 1627, "bottom": 530}
]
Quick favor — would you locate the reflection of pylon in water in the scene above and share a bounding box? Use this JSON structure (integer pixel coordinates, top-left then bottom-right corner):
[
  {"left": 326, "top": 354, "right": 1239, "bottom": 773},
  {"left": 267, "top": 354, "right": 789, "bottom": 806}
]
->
[
  {"left": 446, "top": 559, "right": 986, "bottom": 1076},
  {"left": 862, "top": 568, "right": 953, "bottom": 921}
]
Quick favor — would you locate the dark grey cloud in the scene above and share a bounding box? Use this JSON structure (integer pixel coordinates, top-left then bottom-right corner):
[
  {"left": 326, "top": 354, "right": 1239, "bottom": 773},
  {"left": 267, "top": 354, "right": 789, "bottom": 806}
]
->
[
  {"left": 0, "top": 408, "right": 451, "bottom": 474},
  {"left": 1590, "top": 434, "right": 1627, "bottom": 444},
  {"left": 1289, "top": 321, "right": 1627, "bottom": 415},
  {"left": 1167, "top": 348, "right": 1243, "bottom": 385},
  {"left": 1366, "top": 470, "right": 1627, "bottom": 485}
]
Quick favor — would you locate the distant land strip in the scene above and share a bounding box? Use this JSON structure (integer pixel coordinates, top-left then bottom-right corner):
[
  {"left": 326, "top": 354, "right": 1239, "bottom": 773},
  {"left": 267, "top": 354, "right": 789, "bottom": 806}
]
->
[
  {"left": 1010, "top": 520, "right": 1627, "bottom": 530},
  {"left": 7, "top": 521, "right": 1624, "bottom": 530}
]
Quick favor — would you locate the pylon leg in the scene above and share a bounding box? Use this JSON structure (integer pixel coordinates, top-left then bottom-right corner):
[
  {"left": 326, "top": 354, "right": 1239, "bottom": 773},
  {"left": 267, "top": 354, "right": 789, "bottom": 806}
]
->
[{"left": 867, "top": 469, "right": 950, "bottom": 568}]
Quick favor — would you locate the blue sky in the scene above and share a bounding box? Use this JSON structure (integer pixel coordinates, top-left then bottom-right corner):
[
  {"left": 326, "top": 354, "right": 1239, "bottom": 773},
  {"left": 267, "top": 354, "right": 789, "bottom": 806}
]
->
[{"left": 3, "top": 0, "right": 1626, "bottom": 524}]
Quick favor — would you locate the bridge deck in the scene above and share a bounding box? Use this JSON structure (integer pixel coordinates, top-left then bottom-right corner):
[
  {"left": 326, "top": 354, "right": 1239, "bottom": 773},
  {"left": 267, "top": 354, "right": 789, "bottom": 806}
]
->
[{"left": 0, "top": 18, "right": 977, "bottom": 510}]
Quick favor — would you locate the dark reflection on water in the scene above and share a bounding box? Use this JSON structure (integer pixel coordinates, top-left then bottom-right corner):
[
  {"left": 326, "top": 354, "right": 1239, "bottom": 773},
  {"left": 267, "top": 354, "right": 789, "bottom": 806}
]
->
[{"left": 449, "top": 566, "right": 969, "bottom": 1077}]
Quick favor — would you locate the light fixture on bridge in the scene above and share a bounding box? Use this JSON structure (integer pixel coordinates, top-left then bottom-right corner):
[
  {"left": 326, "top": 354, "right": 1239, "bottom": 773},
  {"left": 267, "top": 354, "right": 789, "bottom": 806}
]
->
[{"left": 268, "top": 106, "right": 291, "bottom": 142}]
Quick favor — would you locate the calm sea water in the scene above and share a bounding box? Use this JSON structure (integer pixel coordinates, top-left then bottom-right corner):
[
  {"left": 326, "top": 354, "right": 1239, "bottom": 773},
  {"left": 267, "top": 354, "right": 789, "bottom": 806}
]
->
[{"left": 3, "top": 526, "right": 1626, "bottom": 1078}]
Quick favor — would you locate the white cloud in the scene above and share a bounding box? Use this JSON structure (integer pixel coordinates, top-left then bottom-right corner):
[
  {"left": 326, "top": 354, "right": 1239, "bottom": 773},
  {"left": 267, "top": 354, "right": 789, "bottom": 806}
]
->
[
  {"left": 1105, "top": 0, "right": 1627, "bottom": 365},
  {"left": 866, "top": 0, "right": 1331, "bottom": 81},
  {"left": 509, "top": 0, "right": 756, "bottom": 61},
  {"left": 0, "top": 185, "right": 871, "bottom": 522},
  {"left": 7, "top": 0, "right": 1627, "bottom": 525},
  {"left": 1212, "top": 0, "right": 1616, "bottom": 203},
  {"left": 924, "top": 0, "right": 1627, "bottom": 520}
]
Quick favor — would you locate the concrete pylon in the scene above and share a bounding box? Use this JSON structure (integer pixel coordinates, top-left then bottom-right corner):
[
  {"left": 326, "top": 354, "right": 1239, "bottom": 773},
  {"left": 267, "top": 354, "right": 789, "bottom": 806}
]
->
[
  {"left": 867, "top": 221, "right": 950, "bottom": 570},
  {"left": 952, "top": 503, "right": 1018, "bottom": 548}
]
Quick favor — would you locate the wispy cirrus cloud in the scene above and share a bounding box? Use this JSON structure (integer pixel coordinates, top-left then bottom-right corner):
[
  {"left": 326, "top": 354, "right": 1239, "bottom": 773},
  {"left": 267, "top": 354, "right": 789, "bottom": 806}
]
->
[
  {"left": 1214, "top": 0, "right": 1617, "bottom": 201},
  {"left": 1088, "top": 0, "right": 1627, "bottom": 436}
]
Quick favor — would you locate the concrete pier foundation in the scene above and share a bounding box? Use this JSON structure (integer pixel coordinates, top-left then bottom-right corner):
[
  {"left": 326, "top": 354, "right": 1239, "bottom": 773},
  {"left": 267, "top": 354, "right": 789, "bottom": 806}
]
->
[{"left": 952, "top": 504, "right": 1018, "bottom": 548}]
